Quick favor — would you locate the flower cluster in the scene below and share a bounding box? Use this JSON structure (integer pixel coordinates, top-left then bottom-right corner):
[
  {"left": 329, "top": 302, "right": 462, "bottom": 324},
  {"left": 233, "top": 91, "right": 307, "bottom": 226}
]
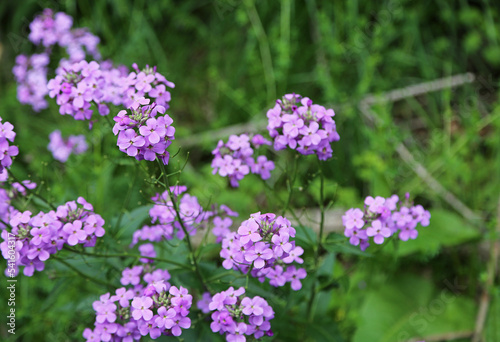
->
[
  {"left": 47, "top": 60, "right": 114, "bottom": 120},
  {"left": 220, "top": 212, "right": 307, "bottom": 290},
  {"left": 0, "top": 197, "right": 104, "bottom": 276},
  {"left": 122, "top": 63, "right": 175, "bottom": 110},
  {"left": 212, "top": 134, "right": 275, "bottom": 187},
  {"left": 28, "top": 8, "right": 100, "bottom": 61},
  {"left": 0, "top": 174, "right": 36, "bottom": 230},
  {"left": 131, "top": 186, "right": 238, "bottom": 246},
  {"left": 13, "top": 9, "right": 101, "bottom": 112},
  {"left": 267, "top": 93, "right": 340, "bottom": 160},
  {"left": 12, "top": 54, "right": 50, "bottom": 112},
  {"left": 0, "top": 117, "right": 19, "bottom": 173},
  {"left": 84, "top": 265, "right": 192, "bottom": 341},
  {"left": 112, "top": 100, "right": 175, "bottom": 164},
  {"left": 208, "top": 287, "right": 274, "bottom": 341},
  {"left": 342, "top": 193, "right": 431, "bottom": 250},
  {"left": 46, "top": 60, "right": 175, "bottom": 125},
  {"left": 48, "top": 130, "right": 88, "bottom": 162}
]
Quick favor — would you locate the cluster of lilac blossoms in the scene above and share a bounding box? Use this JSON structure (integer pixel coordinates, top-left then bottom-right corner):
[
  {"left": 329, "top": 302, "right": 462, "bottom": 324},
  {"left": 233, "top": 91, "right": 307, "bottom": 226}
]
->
[
  {"left": 28, "top": 8, "right": 101, "bottom": 61},
  {"left": 47, "top": 60, "right": 116, "bottom": 120},
  {"left": 342, "top": 193, "right": 431, "bottom": 251},
  {"left": 48, "top": 130, "right": 88, "bottom": 162},
  {"left": 12, "top": 54, "right": 50, "bottom": 111},
  {"left": 0, "top": 173, "right": 36, "bottom": 230},
  {"left": 220, "top": 212, "right": 307, "bottom": 290},
  {"left": 14, "top": 8, "right": 101, "bottom": 112},
  {"left": 47, "top": 61, "right": 175, "bottom": 122},
  {"left": 0, "top": 197, "right": 104, "bottom": 276},
  {"left": 205, "top": 287, "right": 274, "bottom": 342},
  {"left": 131, "top": 186, "right": 238, "bottom": 246},
  {"left": 212, "top": 134, "right": 275, "bottom": 187},
  {"left": 84, "top": 264, "right": 192, "bottom": 341},
  {"left": 113, "top": 99, "right": 175, "bottom": 164},
  {"left": 0, "top": 117, "right": 18, "bottom": 173},
  {"left": 267, "top": 93, "right": 340, "bottom": 160}
]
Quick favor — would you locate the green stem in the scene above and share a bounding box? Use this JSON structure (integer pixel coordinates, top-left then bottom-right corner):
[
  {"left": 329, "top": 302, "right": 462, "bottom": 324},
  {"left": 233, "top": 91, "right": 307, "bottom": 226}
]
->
[
  {"left": 113, "top": 170, "right": 137, "bottom": 233},
  {"left": 306, "top": 161, "right": 326, "bottom": 321},
  {"left": 7, "top": 172, "right": 56, "bottom": 210},
  {"left": 64, "top": 247, "right": 190, "bottom": 270},
  {"left": 54, "top": 256, "right": 115, "bottom": 288},
  {"left": 156, "top": 159, "right": 209, "bottom": 292},
  {"left": 282, "top": 153, "right": 299, "bottom": 216}
]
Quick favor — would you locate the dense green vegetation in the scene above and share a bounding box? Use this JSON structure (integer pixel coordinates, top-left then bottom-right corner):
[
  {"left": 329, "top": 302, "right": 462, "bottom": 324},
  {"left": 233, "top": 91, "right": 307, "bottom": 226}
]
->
[{"left": 0, "top": 1, "right": 499, "bottom": 341}]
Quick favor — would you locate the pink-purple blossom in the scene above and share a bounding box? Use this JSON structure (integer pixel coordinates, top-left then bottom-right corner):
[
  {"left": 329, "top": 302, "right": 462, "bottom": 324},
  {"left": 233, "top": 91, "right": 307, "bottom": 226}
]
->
[
  {"left": 267, "top": 93, "right": 340, "bottom": 160},
  {"left": 342, "top": 193, "right": 431, "bottom": 250},
  {"left": 220, "top": 212, "right": 307, "bottom": 290}
]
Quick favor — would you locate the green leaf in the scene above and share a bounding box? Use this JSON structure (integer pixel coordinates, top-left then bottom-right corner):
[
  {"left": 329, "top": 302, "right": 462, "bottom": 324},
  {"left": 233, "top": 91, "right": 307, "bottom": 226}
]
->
[
  {"left": 114, "top": 205, "right": 152, "bottom": 240},
  {"left": 295, "top": 225, "right": 318, "bottom": 250},
  {"left": 353, "top": 273, "right": 476, "bottom": 342},
  {"left": 485, "top": 287, "right": 500, "bottom": 342},
  {"left": 394, "top": 209, "right": 480, "bottom": 256},
  {"left": 324, "top": 241, "right": 373, "bottom": 257}
]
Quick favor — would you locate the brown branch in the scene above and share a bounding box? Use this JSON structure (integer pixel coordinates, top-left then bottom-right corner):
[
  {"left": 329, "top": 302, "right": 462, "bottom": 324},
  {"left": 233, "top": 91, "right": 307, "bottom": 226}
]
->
[
  {"left": 407, "top": 330, "right": 473, "bottom": 342},
  {"left": 472, "top": 196, "right": 500, "bottom": 342},
  {"left": 358, "top": 73, "right": 481, "bottom": 224}
]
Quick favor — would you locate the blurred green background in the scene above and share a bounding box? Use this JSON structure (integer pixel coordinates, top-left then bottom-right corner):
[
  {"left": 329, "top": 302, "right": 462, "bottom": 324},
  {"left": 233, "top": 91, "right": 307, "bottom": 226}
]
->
[{"left": 0, "top": 0, "right": 499, "bottom": 341}]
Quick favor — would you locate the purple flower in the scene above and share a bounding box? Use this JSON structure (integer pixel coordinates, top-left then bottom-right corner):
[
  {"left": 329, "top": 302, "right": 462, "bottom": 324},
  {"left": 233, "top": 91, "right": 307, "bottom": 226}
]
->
[
  {"left": 155, "top": 306, "right": 176, "bottom": 328},
  {"left": 63, "top": 220, "right": 87, "bottom": 246},
  {"left": 211, "top": 133, "right": 274, "bottom": 187},
  {"left": 220, "top": 212, "right": 307, "bottom": 290},
  {"left": 131, "top": 296, "right": 154, "bottom": 321},
  {"left": 267, "top": 94, "right": 339, "bottom": 159},
  {"left": 245, "top": 242, "right": 273, "bottom": 269},
  {"left": 342, "top": 193, "right": 431, "bottom": 249},
  {"left": 48, "top": 130, "right": 88, "bottom": 162},
  {"left": 113, "top": 102, "right": 175, "bottom": 164},
  {"left": 165, "top": 314, "right": 191, "bottom": 336},
  {"left": 208, "top": 287, "right": 273, "bottom": 341}
]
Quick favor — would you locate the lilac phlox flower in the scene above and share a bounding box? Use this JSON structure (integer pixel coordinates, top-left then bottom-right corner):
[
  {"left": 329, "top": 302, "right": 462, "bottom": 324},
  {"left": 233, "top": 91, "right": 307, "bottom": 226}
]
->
[
  {"left": 271, "top": 233, "right": 292, "bottom": 257},
  {"left": 282, "top": 114, "right": 304, "bottom": 138},
  {"left": 342, "top": 193, "right": 431, "bottom": 250},
  {"left": 282, "top": 246, "right": 304, "bottom": 264},
  {"left": 0, "top": 118, "right": 19, "bottom": 172},
  {"left": 165, "top": 314, "right": 191, "bottom": 336},
  {"left": 120, "top": 266, "right": 143, "bottom": 286},
  {"left": 245, "top": 242, "right": 274, "bottom": 269},
  {"left": 113, "top": 102, "right": 175, "bottom": 164},
  {"left": 267, "top": 93, "right": 339, "bottom": 160},
  {"left": 48, "top": 130, "right": 88, "bottom": 162},
  {"left": 241, "top": 297, "right": 264, "bottom": 316},
  {"left": 342, "top": 208, "right": 365, "bottom": 230},
  {"left": 155, "top": 306, "right": 176, "bottom": 328},
  {"left": 110, "top": 287, "right": 134, "bottom": 307},
  {"left": 399, "top": 224, "right": 419, "bottom": 241},
  {"left": 208, "top": 287, "right": 274, "bottom": 341},
  {"left": 197, "top": 292, "right": 212, "bottom": 314},
  {"left": 63, "top": 220, "right": 87, "bottom": 246},
  {"left": 365, "top": 196, "right": 386, "bottom": 214},
  {"left": 212, "top": 216, "right": 232, "bottom": 242},
  {"left": 344, "top": 226, "right": 368, "bottom": 247},
  {"left": 283, "top": 266, "right": 307, "bottom": 290},
  {"left": 237, "top": 219, "right": 261, "bottom": 244},
  {"left": 251, "top": 155, "right": 275, "bottom": 180},
  {"left": 131, "top": 296, "right": 154, "bottom": 321},
  {"left": 138, "top": 243, "right": 156, "bottom": 263},
  {"left": 220, "top": 212, "right": 307, "bottom": 290},
  {"left": 95, "top": 301, "right": 117, "bottom": 324},
  {"left": 366, "top": 219, "right": 391, "bottom": 244},
  {"left": 227, "top": 322, "right": 247, "bottom": 342},
  {"left": 211, "top": 133, "right": 274, "bottom": 187}
]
